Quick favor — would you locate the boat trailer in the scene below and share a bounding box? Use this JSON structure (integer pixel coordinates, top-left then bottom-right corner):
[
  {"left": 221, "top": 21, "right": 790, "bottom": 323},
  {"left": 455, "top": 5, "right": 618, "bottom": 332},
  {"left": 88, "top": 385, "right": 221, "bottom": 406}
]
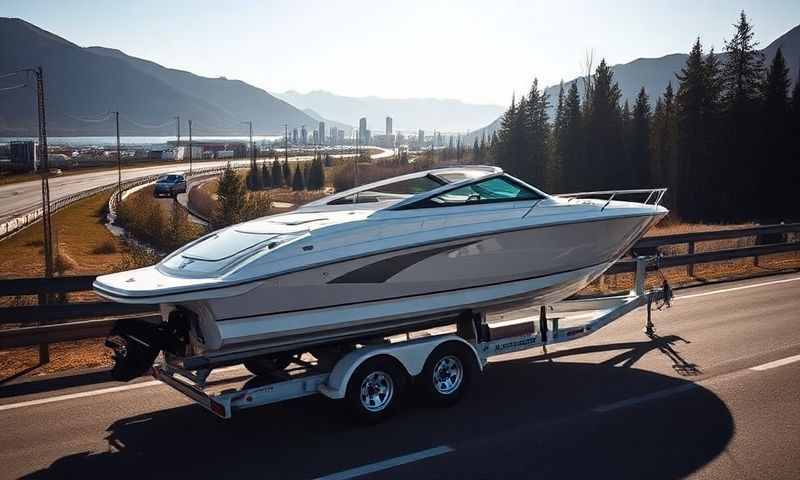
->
[{"left": 151, "top": 256, "right": 672, "bottom": 422}]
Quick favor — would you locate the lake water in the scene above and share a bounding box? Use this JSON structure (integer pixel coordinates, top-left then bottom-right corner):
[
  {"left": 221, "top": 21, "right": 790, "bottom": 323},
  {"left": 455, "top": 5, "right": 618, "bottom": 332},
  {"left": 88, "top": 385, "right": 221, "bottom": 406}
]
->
[{"left": 0, "top": 135, "right": 284, "bottom": 147}]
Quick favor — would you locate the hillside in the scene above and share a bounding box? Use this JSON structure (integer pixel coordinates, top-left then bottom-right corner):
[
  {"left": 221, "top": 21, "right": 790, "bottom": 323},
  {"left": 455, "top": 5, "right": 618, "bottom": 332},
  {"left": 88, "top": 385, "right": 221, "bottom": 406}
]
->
[
  {"left": 0, "top": 17, "right": 317, "bottom": 136},
  {"left": 467, "top": 24, "right": 800, "bottom": 141}
]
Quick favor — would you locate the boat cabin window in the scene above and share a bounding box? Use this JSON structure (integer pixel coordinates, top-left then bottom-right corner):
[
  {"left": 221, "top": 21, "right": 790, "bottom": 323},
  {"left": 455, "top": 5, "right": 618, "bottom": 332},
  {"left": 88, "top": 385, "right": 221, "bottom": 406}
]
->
[
  {"left": 403, "top": 176, "right": 542, "bottom": 208},
  {"left": 328, "top": 175, "right": 444, "bottom": 205}
]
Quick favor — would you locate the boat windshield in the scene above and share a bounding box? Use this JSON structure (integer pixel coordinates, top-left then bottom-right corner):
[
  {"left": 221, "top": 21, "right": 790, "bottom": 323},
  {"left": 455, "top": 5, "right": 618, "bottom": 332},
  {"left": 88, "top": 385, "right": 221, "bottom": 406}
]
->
[
  {"left": 399, "top": 175, "right": 542, "bottom": 208},
  {"left": 328, "top": 175, "right": 444, "bottom": 205}
]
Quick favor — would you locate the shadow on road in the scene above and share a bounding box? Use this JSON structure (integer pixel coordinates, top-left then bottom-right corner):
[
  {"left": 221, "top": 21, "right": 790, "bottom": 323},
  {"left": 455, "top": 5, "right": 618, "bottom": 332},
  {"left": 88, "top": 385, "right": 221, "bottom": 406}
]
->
[{"left": 23, "top": 360, "right": 733, "bottom": 480}]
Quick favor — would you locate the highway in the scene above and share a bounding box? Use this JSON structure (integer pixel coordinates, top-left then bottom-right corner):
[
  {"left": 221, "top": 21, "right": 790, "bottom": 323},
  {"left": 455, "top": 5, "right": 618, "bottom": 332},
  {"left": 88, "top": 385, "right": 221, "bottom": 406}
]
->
[
  {"left": 1, "top": 273, "right": 798, "bottom": 479},
  {"left": 0, "top": 147, "right": 394, "bottom": 223}
]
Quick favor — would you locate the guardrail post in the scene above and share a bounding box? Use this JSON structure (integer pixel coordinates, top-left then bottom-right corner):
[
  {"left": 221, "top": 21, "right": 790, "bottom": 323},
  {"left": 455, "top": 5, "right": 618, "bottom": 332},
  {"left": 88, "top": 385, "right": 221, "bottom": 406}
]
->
[
  {"left": 687, "top": 241, "right": 695, "bottom": 277},
  {"left": 36, "top": 292, "right": 51, "bottom": 364}
]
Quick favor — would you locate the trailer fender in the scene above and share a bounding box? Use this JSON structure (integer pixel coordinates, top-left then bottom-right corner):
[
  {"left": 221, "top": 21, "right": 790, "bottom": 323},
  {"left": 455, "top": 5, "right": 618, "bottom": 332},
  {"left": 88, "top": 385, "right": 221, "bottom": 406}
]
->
[{"left": 319, "top": 335, "right": 482, "bottom": 399}]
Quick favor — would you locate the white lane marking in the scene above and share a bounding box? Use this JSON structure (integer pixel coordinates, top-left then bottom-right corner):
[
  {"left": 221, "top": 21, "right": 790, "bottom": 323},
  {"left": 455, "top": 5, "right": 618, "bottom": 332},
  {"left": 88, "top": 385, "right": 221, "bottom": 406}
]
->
[
  {"left": 314, "top": 446, "right": 454, "bottom": 480},
  {"left": 592, "top": 384, "right": 696, "bottom": 413},
  {"left": 750, "top": 354, "right": 800, "bottom": 371},
  {"left": 676, "top": 276, "right": 800, "bottom": 300},
  {"left": 0, "top": 380, "right": 161, "bottom": 412},
  {"left": 0, "top": 364, "right": 247, "bottom": 412}
]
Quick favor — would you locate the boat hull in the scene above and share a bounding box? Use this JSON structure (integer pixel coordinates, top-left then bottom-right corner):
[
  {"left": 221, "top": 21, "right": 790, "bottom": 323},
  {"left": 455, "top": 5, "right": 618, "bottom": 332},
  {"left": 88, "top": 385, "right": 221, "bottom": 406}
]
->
[{"left": 182, "top": 213, "right": 658, "bottom": 354}]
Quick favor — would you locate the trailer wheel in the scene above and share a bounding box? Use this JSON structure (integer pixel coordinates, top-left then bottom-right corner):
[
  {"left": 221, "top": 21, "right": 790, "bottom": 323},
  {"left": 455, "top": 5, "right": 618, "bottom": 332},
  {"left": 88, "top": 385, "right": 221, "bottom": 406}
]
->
[
  {"left": 419, "top": 342, "right": 476, "bottom": 407},
  {"left": 243, "top": 353, "right": 294, "bottom": 376},
  {"left": 345, "top": 356, "right": 406, "bottom": 423}
]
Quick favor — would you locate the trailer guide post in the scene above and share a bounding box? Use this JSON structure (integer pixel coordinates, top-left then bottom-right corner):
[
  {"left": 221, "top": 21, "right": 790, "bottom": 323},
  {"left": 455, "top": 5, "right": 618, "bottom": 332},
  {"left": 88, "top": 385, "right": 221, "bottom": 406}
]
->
[{"left": 150, "top": 256, "right": 672, "bottom": 422}]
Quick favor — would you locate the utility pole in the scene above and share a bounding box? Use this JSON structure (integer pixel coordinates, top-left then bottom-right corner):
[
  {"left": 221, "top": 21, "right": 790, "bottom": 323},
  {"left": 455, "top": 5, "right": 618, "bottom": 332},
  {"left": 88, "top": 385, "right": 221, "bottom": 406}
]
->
[
  {"left": 354, "top": 130, "right": 359, "bottom": 193},
  {"left": 35, "top": 66, "right": 52, "bottom": 364},
  {"left": 283, "top": 124, "right": 288, "bottom": 166},
  {"left": 174, "top": 115, "right": 181, "bottom": 158},
  {"left": 188, "top": 119, "right": 193, "bottom": 175},
  {"left": 114, "top": 111, "right": 121, "bottom": 201}
]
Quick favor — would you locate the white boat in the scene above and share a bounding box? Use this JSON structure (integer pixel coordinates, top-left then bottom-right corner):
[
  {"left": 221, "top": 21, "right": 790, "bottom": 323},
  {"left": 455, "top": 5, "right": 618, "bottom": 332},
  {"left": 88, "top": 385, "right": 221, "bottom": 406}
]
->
[{"left": 95, "top": 166, "right": 667, "bottom": 379}]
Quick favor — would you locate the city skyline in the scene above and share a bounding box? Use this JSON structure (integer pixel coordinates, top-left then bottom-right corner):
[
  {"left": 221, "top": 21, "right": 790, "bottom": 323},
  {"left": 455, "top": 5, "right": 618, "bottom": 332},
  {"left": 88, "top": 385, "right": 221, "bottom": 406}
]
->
[{"left": 4, "top": 0, "right": 799, "bottom": 105}]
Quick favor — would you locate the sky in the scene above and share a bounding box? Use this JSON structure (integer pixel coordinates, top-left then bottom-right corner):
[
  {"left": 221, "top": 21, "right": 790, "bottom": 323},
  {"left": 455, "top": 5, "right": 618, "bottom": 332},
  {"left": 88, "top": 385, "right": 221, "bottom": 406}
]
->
[{"left": 4, "top": 0, "right": 800, "bottom": 106}]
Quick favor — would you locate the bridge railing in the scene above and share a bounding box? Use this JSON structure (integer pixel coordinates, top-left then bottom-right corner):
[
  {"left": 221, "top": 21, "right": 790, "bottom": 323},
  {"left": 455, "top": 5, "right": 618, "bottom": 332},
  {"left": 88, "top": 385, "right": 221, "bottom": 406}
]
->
[{"left": 1, "top": 222, "right": 798, "bottom": 360}]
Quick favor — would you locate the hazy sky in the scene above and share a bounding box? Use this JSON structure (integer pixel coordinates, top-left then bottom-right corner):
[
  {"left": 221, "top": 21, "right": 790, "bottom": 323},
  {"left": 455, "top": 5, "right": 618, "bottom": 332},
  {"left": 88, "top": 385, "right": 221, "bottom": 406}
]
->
[{"left": 5, "top": 0, "right": 799, "bottom": 106}]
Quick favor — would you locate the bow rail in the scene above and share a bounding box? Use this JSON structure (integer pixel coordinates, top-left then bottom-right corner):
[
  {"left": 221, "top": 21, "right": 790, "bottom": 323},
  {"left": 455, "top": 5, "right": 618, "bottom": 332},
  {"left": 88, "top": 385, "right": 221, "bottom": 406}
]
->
[{"left": 557, "top": 188, "right": 667, "bottom": 211}]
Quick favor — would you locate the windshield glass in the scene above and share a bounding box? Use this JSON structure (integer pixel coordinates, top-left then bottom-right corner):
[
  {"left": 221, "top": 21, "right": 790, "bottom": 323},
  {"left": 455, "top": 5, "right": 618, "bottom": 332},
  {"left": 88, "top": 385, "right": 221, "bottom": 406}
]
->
[
  {"left": 328, "top": 175, "right": 443, "bottom": 205},
  {"left": 412, "top": 176, "right": 542, "bottom": 208},
  {"left": 157, "top": 175, "right": 181, "bottom": 183}
]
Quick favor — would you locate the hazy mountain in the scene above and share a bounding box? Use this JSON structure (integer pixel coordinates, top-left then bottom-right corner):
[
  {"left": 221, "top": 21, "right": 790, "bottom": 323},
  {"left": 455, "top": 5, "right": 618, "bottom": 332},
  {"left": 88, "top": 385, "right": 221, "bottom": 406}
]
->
[
  {"left": 467, "top": 24, "right": 800, "bottom": 142},
  {"left": 0, "top": 17, "right": 317, "bottom": 136},
  {"left": 274, "top": 90, "right": 505, "bottom": 133},
  {"left": 301, "top": 108, "right": 353, "bottom": 135}
]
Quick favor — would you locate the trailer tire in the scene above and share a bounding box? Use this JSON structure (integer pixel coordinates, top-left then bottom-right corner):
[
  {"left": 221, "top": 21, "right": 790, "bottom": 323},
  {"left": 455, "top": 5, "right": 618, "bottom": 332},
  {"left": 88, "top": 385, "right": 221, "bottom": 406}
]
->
[
  {"left": 345, "top": 356, "right": 406, "bottom": 424},
  {"left": 419, "top": 342, "right": 475, "bottom": 407}
]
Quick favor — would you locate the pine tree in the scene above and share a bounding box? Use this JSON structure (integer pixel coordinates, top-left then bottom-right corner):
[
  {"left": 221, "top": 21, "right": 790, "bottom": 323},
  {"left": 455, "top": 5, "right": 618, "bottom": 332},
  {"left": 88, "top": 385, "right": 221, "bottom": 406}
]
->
[
  {"left": 282, "top": 159, "right": 291, "bottom": 187},
  {"left": 650, "top": 83, "right": 678, "bottom": 205},
  {"left": 621, "top": 99, "right": 633, "bottom": 188},
  {"left": 308, "top": 156, "right": 325, "bottom": 190},
  {"left": 722, "top": 12, "right": 764, "bottom": 219},
  {"left": 559, "top": 82, "right": 583, "bottom": 191},
  {"left": 472, "top": 137, "right": 479, "bottom": 160},
  {"left": 676, "top": 39, "right": 712, "bottom": 219},
  {"left": 303, "top": 162, "right": 311, "bottom": 190},
  {"left": 271, "top": 159, "right": 283, "bottom": 188},
  {"left": 261, "top": 160, "right": 271, "bottom": 189},
  {"left": 524, "top": 79, "right": 551, "bottom": 187},
  {"left": 760, "top": 47, "right": 792, "bottom": 221},
  {"left": 792, "top": 69, "right": 800, "bottom": 219},
  {"left": 631, "top": 88, "right": 652, "bottom": 187},
  {"left": 292, "top": 163, "right": 305, "bottom": 191},
  {"left": 212, "top": 164, "right": 246, "bottom": 229},
  {"left": 586, "top": 59, "right": 624, "bottom": 189}
]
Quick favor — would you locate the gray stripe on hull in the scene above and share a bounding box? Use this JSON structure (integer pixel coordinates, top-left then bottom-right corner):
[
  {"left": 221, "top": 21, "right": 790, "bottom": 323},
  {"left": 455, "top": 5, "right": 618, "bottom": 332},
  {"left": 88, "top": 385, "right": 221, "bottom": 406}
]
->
[{"left": 328, "top": 240, "right": 478, "bottom": 284}]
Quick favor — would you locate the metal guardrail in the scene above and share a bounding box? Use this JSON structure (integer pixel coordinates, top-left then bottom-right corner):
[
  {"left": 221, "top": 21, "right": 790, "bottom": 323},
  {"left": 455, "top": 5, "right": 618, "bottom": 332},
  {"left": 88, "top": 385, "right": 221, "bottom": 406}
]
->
[
  {"left": 0, "top": 164, "right": 237, "bottom": 241},
  {"left": 0, "top": 222, "right": 798, "bottom": 351}
]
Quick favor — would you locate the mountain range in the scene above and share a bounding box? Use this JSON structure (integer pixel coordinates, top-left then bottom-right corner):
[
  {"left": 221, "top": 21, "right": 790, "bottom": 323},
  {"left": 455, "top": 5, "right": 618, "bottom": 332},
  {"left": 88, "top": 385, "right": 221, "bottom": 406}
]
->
[
  {"left": 274, "top": 90, "right": 506, "bottom": 133},
  {"left": 467, "top": 23, "right": 800, "bottom": 142},
  {"left": 0, "top": 17, "right": 318, "bottom": 137}
]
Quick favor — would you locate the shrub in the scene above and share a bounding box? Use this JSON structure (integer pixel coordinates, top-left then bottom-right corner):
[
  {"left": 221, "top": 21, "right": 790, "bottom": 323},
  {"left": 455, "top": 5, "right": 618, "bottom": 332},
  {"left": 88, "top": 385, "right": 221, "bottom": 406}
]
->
[{"left": 92, "top": 239, "right": 118, "bottom": 254}]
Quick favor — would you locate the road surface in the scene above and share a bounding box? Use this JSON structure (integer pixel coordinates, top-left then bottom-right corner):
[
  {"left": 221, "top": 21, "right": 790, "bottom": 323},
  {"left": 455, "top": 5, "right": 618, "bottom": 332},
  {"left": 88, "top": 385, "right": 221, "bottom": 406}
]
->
[
  {"left": 0, "top": 147, "right": 393, "bottom": 223},
  {"left": 1, "top": 273, "right": 799, "bottom": 479}
]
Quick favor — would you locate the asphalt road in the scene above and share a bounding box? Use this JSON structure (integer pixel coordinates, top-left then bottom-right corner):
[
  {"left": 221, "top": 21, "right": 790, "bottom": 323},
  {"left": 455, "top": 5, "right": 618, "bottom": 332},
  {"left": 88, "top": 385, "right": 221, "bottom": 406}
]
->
[
  {"left": 1, "top": 273, "right": 799, "bottom": 479},
  {"left": 0, "top": 147, "right": 394, "bottom": 223}
]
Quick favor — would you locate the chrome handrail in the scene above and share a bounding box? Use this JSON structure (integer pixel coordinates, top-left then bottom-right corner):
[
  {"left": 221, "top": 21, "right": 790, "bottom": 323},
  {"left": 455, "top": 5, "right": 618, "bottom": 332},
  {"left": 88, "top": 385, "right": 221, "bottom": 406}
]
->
[{"left": 557, "top": 188, "right": 668, "bottom": 210}]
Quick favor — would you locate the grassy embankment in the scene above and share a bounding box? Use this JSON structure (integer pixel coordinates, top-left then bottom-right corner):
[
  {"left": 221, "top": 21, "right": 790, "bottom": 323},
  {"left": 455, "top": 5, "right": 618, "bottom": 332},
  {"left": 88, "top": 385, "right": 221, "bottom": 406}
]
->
[{"left": 0, "top": 191, "right": 127, "bottom": 378}]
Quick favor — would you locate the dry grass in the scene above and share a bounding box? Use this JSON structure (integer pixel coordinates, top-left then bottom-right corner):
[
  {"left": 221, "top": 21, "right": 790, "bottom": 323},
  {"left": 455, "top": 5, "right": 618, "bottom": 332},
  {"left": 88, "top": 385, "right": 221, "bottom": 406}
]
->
[
  {"left": 0, "top": 338, "right": 112, "bottom": 380},
  {"left": 0, "top": 190, "right": 125, "bottom": 282}
]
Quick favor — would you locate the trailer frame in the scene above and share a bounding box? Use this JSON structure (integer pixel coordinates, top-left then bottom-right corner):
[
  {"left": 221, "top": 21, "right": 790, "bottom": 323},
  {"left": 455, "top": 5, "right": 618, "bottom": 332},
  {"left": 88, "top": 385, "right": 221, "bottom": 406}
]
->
[{"left": 151, "top": 256, "right": 671, "bottom": 420}]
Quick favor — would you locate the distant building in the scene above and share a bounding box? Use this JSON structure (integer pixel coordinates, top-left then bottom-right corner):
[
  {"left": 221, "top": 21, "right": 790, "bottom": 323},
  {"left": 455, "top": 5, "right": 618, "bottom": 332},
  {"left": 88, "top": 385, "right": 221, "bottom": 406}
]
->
[
  {"left": 301, "top": 125, "right": 308, "bottom": 145},
  {"left": 418, "top": 129, "right": 424, "bottom": 145},
  {"left": 337, "top": 129, "right": 345, "bottom": 144},
  {"left": 318, "top": 121, "right": 325, "bottom": 146},
  {"left": 312, "top": 130, "right": 319, "bottom": 144},
  {"left": 329, "top": 127, "right": 338, "bottom": 145},
  {"left": 292, "top": 128, "right": 298, "bottom": 144},
  {"left": 385, "top": 117, "right": 393, "bottom": 136},
  {"left": 10, "top": 141, "right": 35, "bottom": 172},
  {"left": 359, "top": 117, "right": 368, "bottom": 144}
]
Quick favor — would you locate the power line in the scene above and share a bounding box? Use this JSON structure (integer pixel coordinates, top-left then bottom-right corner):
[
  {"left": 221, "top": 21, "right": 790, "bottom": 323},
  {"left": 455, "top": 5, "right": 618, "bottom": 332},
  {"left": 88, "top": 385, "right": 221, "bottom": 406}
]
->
[
  {"left": 117, "top": 114, "right": 175, "bottom": 130},
  {"left": 63, "top": 112, "right": 113, "bottom": 123},
  {"left": 0, "top": 83, "right": 27, "bottom": 93}
]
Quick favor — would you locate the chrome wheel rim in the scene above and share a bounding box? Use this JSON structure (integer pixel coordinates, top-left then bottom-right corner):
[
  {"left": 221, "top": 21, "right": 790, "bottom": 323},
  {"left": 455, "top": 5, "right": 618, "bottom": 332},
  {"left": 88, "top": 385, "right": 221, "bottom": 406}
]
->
[
  {"left": 359, "top": 371, "right": 394, "bottom": 412},
  {"left": 433, "top": 355, "right": 463, "bottom": 395}
]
